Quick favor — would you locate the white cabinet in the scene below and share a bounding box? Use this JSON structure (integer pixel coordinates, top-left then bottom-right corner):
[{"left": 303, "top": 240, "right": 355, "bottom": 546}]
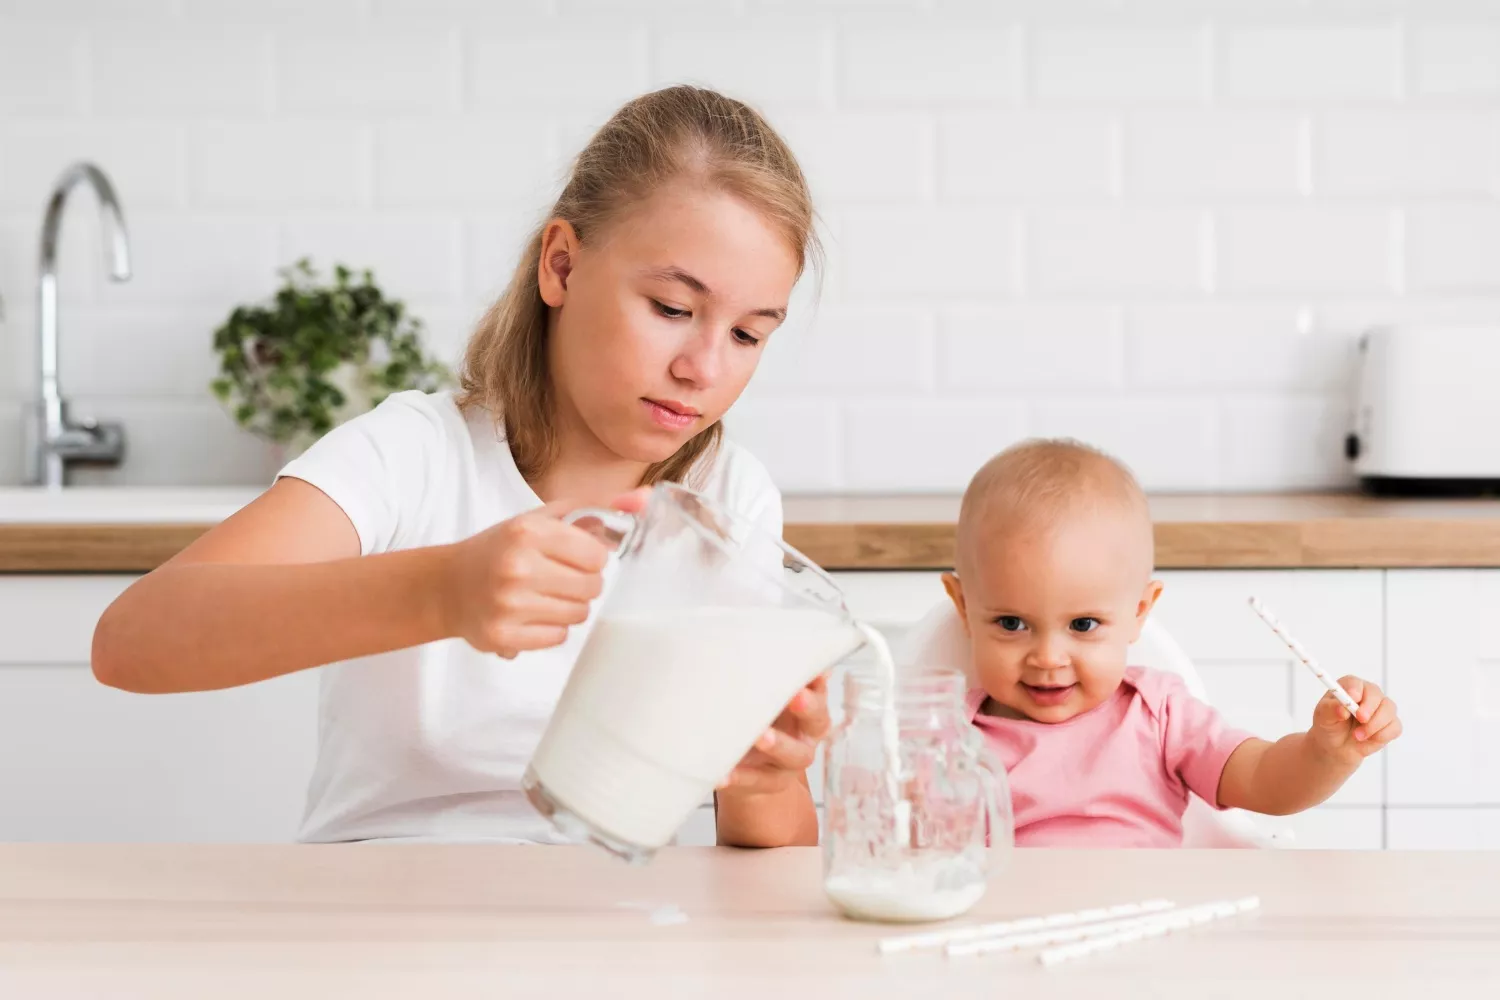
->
[
  {"left": 1279, "top": 807, "right": 1384, "bottom": 850},
  {"left": 1, "top": 566, "right": 1487, "bottom": 850},
  {"left": 675, "top": 805, "right": 719, "bottom": 847},
  {"left": 1384, "top": 570, "right": 1500, "bottom": 848},
  {"left": 0, "top": 576, "right": 134, "bottom": 663},
  {"left": 0, "top": 577, "right": 318, "bottom": 842},
  {"left": 1387, "top": 809, "right": 1500, "bottom": 850},
  {"left": 830, "top": 571, "right": 945, "bottom": 630}
]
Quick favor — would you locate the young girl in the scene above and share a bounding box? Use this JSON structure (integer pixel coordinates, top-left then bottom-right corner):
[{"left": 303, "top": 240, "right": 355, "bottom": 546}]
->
[{"left": 92, "top": 86, "right": 826, "bottom": 848}]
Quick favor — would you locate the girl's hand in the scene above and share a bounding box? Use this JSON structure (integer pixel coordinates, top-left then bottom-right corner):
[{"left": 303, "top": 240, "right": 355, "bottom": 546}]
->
[
  {"left": 441, "top": 490, "right": 647, "bottom": 658},
  {"left": 720, "top": 676, "right": 831, "bottom": 795},
  {"left": 1310, "top": 675, "right": 1402, "bottom": 763}
]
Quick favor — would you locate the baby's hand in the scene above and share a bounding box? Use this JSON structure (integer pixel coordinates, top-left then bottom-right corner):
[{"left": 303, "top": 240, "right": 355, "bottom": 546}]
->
[{"left": 1310, "top": 675, "right": 1402, "bottom": 763}]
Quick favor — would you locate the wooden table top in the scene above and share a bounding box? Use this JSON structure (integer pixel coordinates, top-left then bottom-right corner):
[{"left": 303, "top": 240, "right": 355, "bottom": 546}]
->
[
  {"left": 0, "top": 844, "right": 1495, "bottom": 998},
  {"left": 5, "top": 492, "right": 1500, "bottom": 572}
]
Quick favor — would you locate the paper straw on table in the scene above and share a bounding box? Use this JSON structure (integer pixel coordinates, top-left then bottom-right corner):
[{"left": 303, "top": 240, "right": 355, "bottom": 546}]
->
[
  {"left": 876, "top": 898, "right": 1175, "bottom": 955},
  {"left": 1038, "top": 896, "right": 1260, "bottom": 967},
  {"left": 1247, "top": 597, "right": 1363, "bottom": 717},
  {"left": 947, "top": 907, "right": 1191, "bottom": 958}
]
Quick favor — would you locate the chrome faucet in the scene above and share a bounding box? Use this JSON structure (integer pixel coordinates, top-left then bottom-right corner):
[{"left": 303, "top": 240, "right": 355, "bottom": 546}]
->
[{"left": 27, "top": 162, "right": 131, "bottom": 488}]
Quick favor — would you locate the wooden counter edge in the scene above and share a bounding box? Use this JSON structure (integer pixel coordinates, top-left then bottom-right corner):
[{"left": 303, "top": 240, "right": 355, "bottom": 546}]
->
[
  {"left": 5, "top": 518, "right": 1500, "bottom": 573},
  {"left": 0, "top": 523, "right": 210, "bottom": 573},
  {"left": 786, "top": 518, "right": 1500, "bottom": 571}
]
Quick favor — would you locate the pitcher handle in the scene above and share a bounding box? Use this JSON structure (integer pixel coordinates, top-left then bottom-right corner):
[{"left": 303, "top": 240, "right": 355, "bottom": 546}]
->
[
  {"left": 975, "top": 746, "right": 1014, "bottom": 876},
  {"left": 561, "top": 507, "right": 639, "bottom": 551}
]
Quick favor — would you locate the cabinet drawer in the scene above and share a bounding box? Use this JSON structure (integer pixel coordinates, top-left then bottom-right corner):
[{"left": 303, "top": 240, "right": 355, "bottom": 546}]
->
[
  {"left": 829, "top": 571, "right": 945, "bottom": 629},
  {"left": 1384, "top": 570, "right": 1500, "bottom": 722},
  {"left": 0, "top": 576, "right": 135, "bottom": 664},
  {"left": 1154, "top": 570, "right": 1383, "bottom": 683},
  {"left": 1386, "top": 720, "right": 1500, "bottom": 807},
  {"left": 1280, "top": 806, "right": 1383, "bottom": 850},
  {"left": 1387, "top": 809, "right": 1500, "bottom": 850},
  {"left": 675, "top": 805, "right": 718, "bottom": 847},
  {"left": 0, "top": 663, "right": 317, "bottom": 842},
  {"left": 1385, "top": 571, "right": 1500, "bottom": 806}
]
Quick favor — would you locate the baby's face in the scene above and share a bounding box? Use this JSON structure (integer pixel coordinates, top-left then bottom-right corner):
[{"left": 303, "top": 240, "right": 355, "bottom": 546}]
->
[{"left": 951, "top": 509, "right": 1159, "bottom": 724}]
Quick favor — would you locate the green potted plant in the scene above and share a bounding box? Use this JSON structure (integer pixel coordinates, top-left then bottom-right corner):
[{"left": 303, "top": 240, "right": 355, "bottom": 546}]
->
[{"left": 211, "top": 259, "right": 453, "bottom": 461}]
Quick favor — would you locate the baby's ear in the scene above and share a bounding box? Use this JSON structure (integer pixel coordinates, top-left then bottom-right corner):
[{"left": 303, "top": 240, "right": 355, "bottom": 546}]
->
[
  {"left": 1137, "top": 579, "right": 1164, "bottom": 622},
  {"left": 1126, "top": 579, "right": 1164, "bottom": 644},
  {"left": 942, "top": 572, "right": 971, "bottom": 636}
]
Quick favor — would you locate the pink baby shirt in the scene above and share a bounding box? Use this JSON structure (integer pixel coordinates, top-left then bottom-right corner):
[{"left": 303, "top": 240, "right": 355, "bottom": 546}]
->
[{"left": 969, "top": 667, "right": 1255, "bottom": 848}]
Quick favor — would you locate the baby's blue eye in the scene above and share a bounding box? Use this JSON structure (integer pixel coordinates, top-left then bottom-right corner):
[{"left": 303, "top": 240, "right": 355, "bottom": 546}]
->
[
  {"left": 995, "top": 616, "right": 1025, "bottom": 632},
  {"left": 1071, "top": 617, "right": 1101, "bottom": 633}
]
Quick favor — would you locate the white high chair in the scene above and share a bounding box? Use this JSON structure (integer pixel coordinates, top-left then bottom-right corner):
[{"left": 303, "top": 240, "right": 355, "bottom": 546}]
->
[{"left": 894, "top": 602, "right": 1290, "bottom": 849}]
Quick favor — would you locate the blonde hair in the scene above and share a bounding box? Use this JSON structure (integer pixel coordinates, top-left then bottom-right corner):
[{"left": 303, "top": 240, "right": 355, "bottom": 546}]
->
[
  {"left": 457, "top": 85, "right": 819, "bottom": 487},
  {"left": 955, "top": 438, "right": 1151, "bottom": 575}
]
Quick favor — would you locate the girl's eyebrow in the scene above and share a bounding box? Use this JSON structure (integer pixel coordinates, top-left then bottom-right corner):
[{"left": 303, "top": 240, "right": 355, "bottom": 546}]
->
[
  {"left": 641, "top": 265, "right": 787, "bottom": 321},
  {"left": 644, "top": 264, "right": 709, "bottom": 294}
]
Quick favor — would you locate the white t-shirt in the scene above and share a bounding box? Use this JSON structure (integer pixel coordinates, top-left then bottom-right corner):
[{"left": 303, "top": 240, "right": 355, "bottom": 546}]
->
[{"left": 278, "top": 390, "right": 782, "bottom": 843}]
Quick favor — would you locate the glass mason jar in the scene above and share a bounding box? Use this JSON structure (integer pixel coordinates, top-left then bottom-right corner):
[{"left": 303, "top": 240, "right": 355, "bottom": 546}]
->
[{"left": 823, "top": 664, "right": 1013, "bottom": 923}]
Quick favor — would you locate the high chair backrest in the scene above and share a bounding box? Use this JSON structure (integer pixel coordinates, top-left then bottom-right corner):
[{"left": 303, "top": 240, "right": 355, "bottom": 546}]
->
[{"left": 894, "top": 601, "right": 1285, "bottom": 849}]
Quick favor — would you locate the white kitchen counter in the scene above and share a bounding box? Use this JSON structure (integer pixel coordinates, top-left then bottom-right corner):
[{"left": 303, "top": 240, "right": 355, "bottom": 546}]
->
[{"left": 0, "top": 486, "right": 261, "bottom": 524}]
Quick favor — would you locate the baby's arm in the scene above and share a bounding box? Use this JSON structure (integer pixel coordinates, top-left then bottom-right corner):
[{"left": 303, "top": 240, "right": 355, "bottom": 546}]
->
[{"left": 1217, "top": 675, "right": 1401, "bottom": 816}]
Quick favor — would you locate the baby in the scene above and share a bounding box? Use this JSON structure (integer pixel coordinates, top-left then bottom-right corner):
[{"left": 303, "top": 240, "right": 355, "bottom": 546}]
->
[{"left": 941, "top": 438, "right": 1402, "bottom": 848}]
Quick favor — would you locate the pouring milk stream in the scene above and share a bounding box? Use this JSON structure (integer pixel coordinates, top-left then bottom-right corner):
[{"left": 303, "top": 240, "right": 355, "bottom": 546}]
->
[{"left": 522, "top": 484, "right": 903, "bottom": 865}]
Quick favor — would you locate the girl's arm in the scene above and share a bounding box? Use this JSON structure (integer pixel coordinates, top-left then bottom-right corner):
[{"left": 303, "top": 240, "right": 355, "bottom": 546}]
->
[
  {"left": 1216, "top": 675, "right": 1401, "bottom": 816},
  {"left": 715, "top": 777, "right": 819, "bottom": 849},
  {"left": 94, "top": 479, "right": 435, "bottom": 692},
  {"left": 92, "top": 478, "right": 612, "bottom": 694},
  {"left": 714, "top": 678, "right": 828, "bottom": 848}
]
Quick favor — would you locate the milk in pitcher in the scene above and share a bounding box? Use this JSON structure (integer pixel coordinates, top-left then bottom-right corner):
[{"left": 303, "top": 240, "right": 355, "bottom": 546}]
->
[{"left": 525, "top": 606, "right": 865, "bottom": 853}]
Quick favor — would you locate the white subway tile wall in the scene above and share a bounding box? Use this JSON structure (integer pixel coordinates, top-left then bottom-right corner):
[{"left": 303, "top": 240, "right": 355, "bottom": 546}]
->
[
  {"left": 0, "top": 2, "right": 1497, "bottom": 490},
  {"left": 1217, "top": 207, "right": 1396, "bottom": 294},
  {"left": 276, "top": 29, "right": 462, "bottom": 114},
  {"left": 1220, "top": 24, "right": 1402, "bottom": 103},
  {"left": 1030, "top": 25, "right": 1207, "bottom": 104},
  {"left": 1124, "top": 112, "right": 1304, "bottom": 198},
  {"left": 91, "top": 30, "right": 273, "bottom": 116}
]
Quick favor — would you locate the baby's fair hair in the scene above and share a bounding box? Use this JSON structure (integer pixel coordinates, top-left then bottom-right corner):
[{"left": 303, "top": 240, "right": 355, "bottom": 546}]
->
[
  {"left": 955, "top": 438, "right": 1152, "bottom": 577},
  {"left": 456, "top": 85, "right": 818, "bottom": 488}
]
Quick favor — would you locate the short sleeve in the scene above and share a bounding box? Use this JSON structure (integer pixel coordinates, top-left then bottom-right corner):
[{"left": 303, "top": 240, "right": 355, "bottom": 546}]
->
[
  {"left": 1147, "top": 671, "right": 1257, "bottom": 810},
  {"left": 277, "top": 390, "right": 447, "bottom": 555},
  {"left": 749, "top": 480, "right": 783, "bottom": 540},
  {"left": 706, "top": 438, "right": 782, "bottom": 536},
  {"left": 700, "top": 439, "right": 785, "bottom": 589}
]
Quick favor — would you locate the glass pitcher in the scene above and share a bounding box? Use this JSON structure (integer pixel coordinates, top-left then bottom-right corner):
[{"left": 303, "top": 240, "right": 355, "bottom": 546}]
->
[
  {"left": 823, "top": 664, "right": 1013, "bottom": 923},
  {"left": 523, "top": 482, "right": 868, "bottom": 864}
]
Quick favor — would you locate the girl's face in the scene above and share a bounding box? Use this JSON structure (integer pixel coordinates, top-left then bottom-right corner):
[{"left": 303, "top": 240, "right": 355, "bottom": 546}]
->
[{"left": 538, "top": 186, "right": 800, "bottom": 467}]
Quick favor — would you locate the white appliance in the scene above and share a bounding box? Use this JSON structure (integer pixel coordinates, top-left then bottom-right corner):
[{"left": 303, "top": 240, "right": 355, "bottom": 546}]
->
[{"left": 1347, "top": 325, "right": 1500, "bottom": 496}]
